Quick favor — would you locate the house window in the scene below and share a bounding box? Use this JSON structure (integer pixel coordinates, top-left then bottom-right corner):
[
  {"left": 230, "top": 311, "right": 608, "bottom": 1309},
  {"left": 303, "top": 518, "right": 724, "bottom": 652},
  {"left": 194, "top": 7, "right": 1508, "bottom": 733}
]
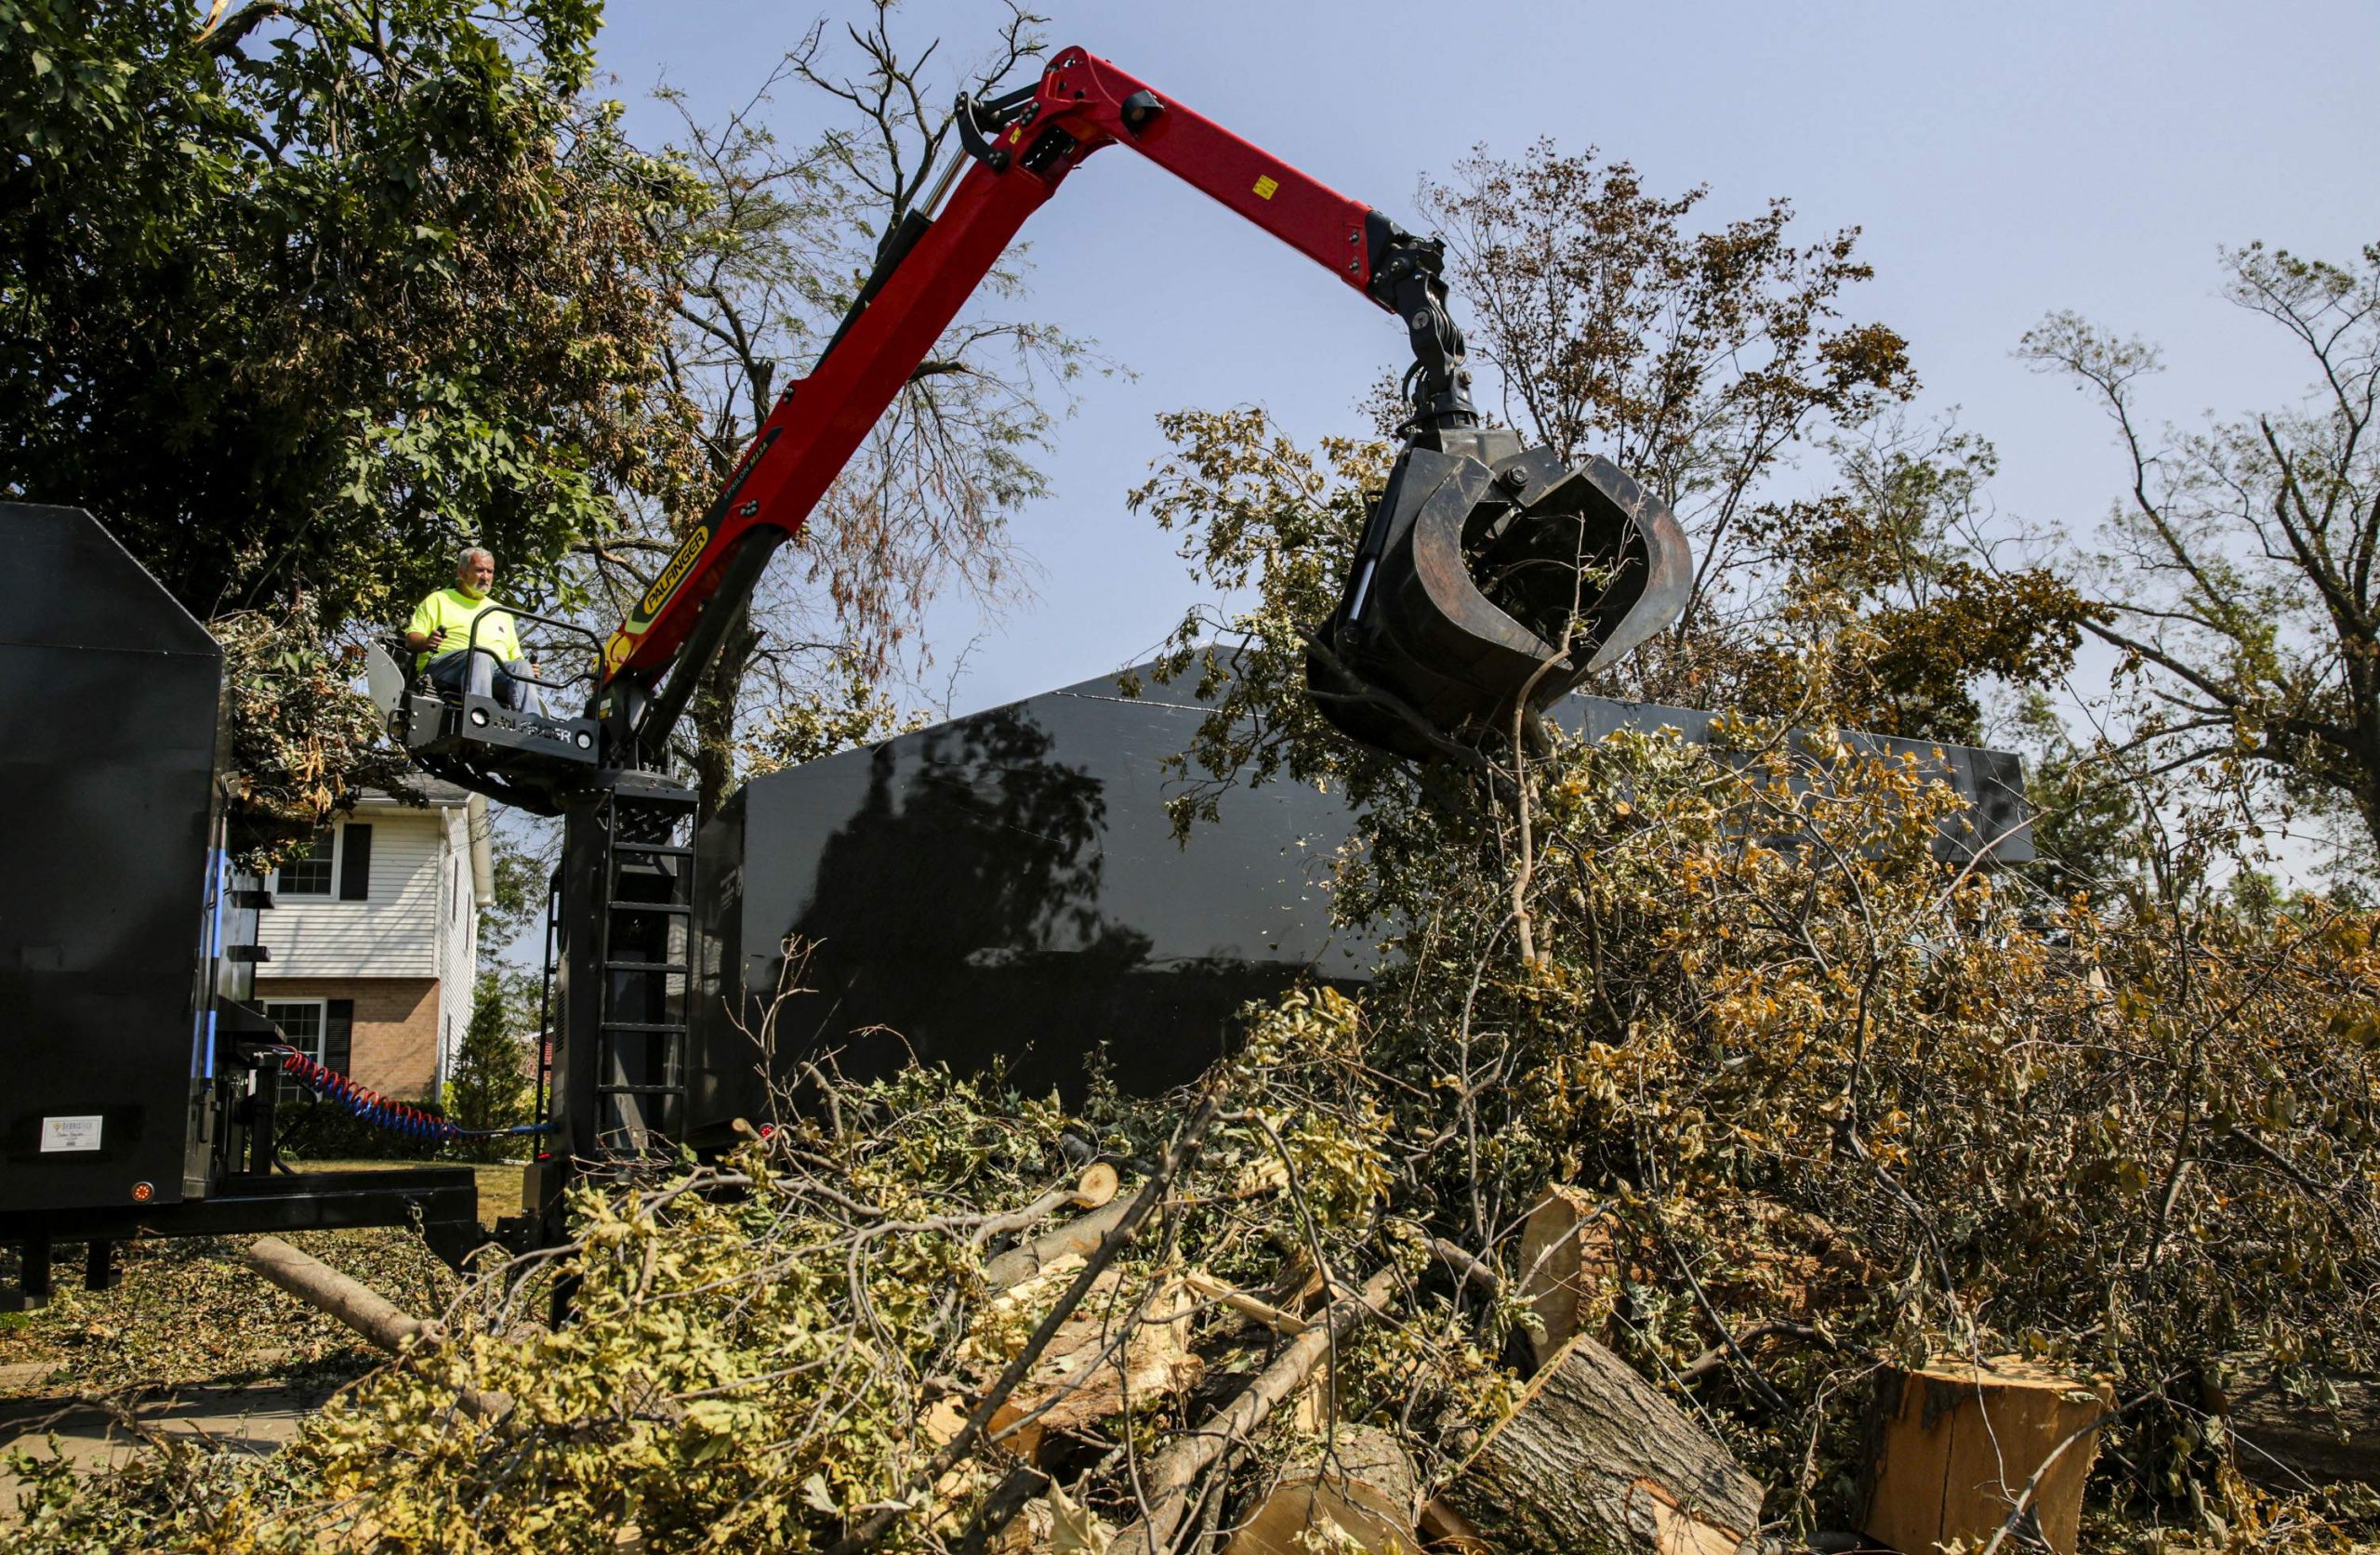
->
[
  {"left": 277, "top": 830, "right": 336, "bottom": 896},
  {"left": 272, "top": 823, "right": 373, "bottom": 900},
  {"left": 264, "top": 997, "right": 352, "bottom": 1103},
  {"left": 264, "top": 998, "right": 325, "bottom": 1102}
]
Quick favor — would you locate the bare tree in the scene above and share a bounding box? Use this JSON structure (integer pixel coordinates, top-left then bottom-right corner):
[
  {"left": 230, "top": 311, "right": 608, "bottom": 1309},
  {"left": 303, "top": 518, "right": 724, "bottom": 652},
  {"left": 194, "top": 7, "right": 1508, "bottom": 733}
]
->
[
  {"left": 588, "top": 2, "right": 1101, "bottom": 813},
  {"left": 2023, "top": 242, "right": 2380, "bottom": 856}
]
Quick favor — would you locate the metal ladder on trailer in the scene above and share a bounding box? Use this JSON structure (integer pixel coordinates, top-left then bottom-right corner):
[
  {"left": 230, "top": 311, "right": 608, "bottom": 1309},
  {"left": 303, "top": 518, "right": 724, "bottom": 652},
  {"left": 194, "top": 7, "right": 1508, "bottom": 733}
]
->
[
  {"left": 529, "top": 771, "right": 699, "bottom": 1272},
  {"left": 590, "top": 784, "right": 696, "bottom": 1153}
]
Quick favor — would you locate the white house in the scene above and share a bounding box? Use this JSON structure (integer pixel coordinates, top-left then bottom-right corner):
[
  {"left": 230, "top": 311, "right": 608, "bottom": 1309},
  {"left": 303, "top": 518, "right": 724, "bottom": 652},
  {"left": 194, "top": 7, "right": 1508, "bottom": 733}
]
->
[{"left": 252, "top": 781, "right": 493, "bottom": 1101}]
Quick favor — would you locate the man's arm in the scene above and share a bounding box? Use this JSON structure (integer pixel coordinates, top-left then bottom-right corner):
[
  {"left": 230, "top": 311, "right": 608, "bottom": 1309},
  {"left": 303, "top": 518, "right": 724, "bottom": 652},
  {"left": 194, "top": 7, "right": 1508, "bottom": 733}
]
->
[{"left": 404, "top": 596, "right": 445, "bottom": 655}]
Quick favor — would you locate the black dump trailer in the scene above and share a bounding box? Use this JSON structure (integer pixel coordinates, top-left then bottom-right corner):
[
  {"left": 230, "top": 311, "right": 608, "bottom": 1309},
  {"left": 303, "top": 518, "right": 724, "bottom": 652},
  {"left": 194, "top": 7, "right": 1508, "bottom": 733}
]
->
[
  {"left": 690, "top": 673, "right": 1375, "bottom": 1125},
  {"left": 0, "top": 503, "right": 479, "bottom": 1309},
  {"left": 686, "top": 667, "right": 2031, "bottom": 1134}
]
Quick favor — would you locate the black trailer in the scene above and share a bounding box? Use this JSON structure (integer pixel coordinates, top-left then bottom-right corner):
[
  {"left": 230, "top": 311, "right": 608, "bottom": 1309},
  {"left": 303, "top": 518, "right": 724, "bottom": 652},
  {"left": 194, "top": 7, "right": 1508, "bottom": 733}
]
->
[
  {"left": 0, "top": 504, "right": 479, "bottom": 1310},
  {"left": 684, "top": 667, "right": 2032, "bottom": 1130}
]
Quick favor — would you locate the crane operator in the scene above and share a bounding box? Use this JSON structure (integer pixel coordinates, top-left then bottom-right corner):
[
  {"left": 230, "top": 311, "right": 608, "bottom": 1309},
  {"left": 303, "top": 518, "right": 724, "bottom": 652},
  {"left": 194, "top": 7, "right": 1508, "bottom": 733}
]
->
[{"left": 405, "top": 547, "right": 542, "bottom": 715}]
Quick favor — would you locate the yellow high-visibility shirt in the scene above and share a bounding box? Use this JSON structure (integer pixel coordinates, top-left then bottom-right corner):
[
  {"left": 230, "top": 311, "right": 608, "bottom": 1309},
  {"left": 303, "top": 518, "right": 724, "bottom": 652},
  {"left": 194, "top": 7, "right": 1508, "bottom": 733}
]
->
[{"left": 407, "top": 588, "right": 521, "bottom": 672}]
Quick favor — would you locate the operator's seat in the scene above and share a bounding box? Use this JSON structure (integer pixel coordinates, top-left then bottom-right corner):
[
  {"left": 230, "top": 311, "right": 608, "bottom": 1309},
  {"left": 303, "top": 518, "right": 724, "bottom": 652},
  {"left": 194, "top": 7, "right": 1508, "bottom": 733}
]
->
[{"left": 364, "top": 639, "right": 424, "bottom": 730}]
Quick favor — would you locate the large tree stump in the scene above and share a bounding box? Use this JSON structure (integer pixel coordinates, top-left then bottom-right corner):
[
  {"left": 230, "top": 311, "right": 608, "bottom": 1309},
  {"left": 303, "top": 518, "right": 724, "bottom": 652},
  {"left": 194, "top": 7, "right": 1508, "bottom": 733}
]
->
[
  {"left": 1438, "top": 1336, "right": 1765, "bottom": 1554},
  {"left": 2203, "top": 1354, "right": 2380, "bottom": 1487},
  {"left": 1224, "top": 1425, "right": 1419, "bottom": 1555},
  {"left": 1861, "top": 1356, "right": 2110, "bottom": 1555}
]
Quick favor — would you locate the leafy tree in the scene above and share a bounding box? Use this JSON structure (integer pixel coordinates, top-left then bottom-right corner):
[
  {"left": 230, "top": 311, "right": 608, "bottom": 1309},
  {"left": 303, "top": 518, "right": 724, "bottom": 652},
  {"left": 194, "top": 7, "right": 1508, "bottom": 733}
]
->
[
  {"left": 213, "top": 600, "right": 417, "bottom": 868},
  {"left": 446, "top": 969, "right": 536, "bottom": 1159},
  {"left": 0, "top": 0, "right": 705, "bottom": 629},
  {"left": 1126, "top": 410, "right": 1403, "bottom": 835},
  {"left": 477, "top": 822, "right": 552, "bottom": 969},
  {"left": 2006, "top": 690, "right": 2148, "bottom": 903},
  {"left": 739, "top": 652, "right": 932, "bottom": 778},
  {"left": 1419, "top": 140, "right": 1917, "bottom": 693},
  {"left": 1739, "top": 416, "right": 2101, "bottom": 745},
  {"left": 2023, "top": 241, "right": 2380, "bottom": 857}
]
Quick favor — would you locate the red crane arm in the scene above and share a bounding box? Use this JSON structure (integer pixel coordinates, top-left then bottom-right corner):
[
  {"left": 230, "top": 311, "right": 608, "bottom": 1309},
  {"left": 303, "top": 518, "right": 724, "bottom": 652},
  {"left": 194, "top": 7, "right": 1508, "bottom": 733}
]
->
[{"left": 604, "top": 46, "right": 1453, "bottom": 750}]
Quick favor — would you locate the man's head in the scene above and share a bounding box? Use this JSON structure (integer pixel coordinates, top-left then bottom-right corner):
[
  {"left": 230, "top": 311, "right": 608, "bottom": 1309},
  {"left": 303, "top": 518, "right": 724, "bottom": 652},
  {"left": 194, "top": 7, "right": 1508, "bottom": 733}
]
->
[{"left": 456, "top": 547, "right": 496, "bottom": 600}]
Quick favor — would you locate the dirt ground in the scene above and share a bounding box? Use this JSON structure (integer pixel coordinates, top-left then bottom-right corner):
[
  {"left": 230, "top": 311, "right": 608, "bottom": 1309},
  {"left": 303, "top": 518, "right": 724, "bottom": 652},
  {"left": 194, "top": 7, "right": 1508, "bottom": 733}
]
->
[{"left": 0, "top": 1160, "right": 524, "bottom": 1524}]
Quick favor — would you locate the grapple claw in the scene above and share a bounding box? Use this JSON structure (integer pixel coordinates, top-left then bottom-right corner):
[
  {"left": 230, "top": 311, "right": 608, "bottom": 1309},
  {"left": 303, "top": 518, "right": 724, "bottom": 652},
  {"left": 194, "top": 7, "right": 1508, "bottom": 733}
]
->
[{"left": 1308, "top": 430, "right": 1688, "bottom": 759}]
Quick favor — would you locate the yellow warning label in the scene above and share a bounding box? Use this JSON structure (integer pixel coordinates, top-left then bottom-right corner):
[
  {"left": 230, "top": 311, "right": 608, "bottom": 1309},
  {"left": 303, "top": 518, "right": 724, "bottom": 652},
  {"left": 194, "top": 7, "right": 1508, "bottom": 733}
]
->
[{"left": 1252, "top": 174, "right": 1279, "bottom": 200}]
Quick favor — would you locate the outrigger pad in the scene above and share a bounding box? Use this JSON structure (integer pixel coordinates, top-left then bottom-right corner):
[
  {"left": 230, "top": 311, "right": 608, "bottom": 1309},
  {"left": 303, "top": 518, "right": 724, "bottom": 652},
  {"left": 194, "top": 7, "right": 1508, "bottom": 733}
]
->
[{"left": 1307, "top": 428, "right": 1689, "bottom": 759}]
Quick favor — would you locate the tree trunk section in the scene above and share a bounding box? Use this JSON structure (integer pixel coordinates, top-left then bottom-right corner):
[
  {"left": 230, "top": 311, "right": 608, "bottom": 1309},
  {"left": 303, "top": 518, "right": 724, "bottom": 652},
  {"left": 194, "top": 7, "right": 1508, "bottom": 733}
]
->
[
  {"left": 1517, "top": 1185, "right": 1615, "bottom": 1370},
  {"left": 1860, "top": 1356, "right": 2109, "bottom": 1555},
  {"left": 1440, "top": 1335, "right": 1765, "bottom": 1554},
  {"left": 2203, "top": 1354, "right": 2380, "bottom": 1486},
  {"left": 983, "top": 1198, "right": 1134, "bottom": 1292},
  {"left": 245, "top": 1234, "right": 430, "bottom": 1354}
]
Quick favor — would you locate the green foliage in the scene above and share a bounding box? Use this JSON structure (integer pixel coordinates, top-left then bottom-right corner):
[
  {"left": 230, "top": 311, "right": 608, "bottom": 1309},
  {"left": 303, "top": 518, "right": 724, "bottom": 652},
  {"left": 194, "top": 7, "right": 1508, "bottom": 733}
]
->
[
  {"left": 1741, "top": 420, "right": 2105, "bottom": 744},
  {"left": 1124, "top": 407, "right": 1402, "bottom": 836},
  {"left": 738, "top": 653, "right": 932, "bottom": 777},
  {"left": 445, "top": 970, "right": 536, "bottom": 1160},
  {"left": 212, "top": 601, "right": 417, "bottom": 871},
  {"left": 21, "top": 738, "right": 2373, "bottom": 1550},
  {"left": 480, "top": 826, "right": 551, "bottom": 967},
  {"left": 0, "top": 0, "right": 706, "bottom": 630}
]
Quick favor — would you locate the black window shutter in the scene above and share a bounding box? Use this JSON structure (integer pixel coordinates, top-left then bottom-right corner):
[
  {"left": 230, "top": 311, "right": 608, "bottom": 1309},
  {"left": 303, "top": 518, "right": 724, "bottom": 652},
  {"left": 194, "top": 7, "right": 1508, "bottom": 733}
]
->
[
  {"left": 338, "top": 824, "right": 373, "bottom": 901},
  {"left": 324, "top": 999, "right": 354, "bottom": 1074}
]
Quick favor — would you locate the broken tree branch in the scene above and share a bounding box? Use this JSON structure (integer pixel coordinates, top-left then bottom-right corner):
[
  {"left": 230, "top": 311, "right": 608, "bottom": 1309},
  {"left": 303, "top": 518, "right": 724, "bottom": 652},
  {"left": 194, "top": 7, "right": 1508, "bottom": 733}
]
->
[
  {"left": 823, "top": 1089, "right": 1223, "bottom": 1555},
  {"left": 241, "top": 1235, "right": 510, "bottom": 1420}
]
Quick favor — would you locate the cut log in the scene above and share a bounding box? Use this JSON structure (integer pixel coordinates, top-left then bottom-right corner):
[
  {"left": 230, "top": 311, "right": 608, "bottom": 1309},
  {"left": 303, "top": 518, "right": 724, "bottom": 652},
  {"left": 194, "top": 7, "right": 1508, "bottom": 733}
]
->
[
  {"left": 241, "top": 1234, "right": 510, "bottom": 1420},
  {"left": 982, "top": 1198, "right": 1133, "bottom": 1291},
  {"left": 978, "top": 1261, "right": 1201, "bottom": 1461},
  {"left": 244, "top": 1234, "right": 431, "bottom": 1355},
  {"left": 1860, "top": 1355, "right": 2110, "bottom": 1555},
  {"left": 1516, "top": 1185, "right": 1616, "bottom": 1369},
  {"left": 1441, "top": 1335, "right": 1764, "bottom": 1554},
  {"left": 1224, "top": 1425, "right": 1418, "bottom": 1555},
  {"left": 2202, "top": 1354, "right": 2380, "bottom": 1487}
]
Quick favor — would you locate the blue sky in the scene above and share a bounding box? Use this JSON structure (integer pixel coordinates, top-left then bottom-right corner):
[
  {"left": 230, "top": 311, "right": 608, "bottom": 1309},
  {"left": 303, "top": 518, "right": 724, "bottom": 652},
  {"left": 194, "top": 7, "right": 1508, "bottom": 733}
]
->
[{"left": 594, "top": 0, "right": 2380, "bottom": 720}]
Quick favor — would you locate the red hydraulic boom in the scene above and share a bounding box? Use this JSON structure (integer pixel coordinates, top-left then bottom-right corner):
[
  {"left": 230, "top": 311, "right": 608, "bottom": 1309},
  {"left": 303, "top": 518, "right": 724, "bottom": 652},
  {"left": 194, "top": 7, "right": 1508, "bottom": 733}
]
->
[
  {"left": 600, "top": 46, "right": 1690, "bottom": 768},
  {"left": 604, "top": 45, "right": 1522, "bottom": 758},
  {"left": 392, "top": 42, "right": 1686, "bottom": 799}
]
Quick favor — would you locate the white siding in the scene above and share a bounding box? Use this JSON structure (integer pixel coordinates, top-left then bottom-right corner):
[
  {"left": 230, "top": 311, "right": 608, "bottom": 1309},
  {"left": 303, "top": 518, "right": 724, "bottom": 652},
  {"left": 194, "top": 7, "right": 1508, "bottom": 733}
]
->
[{"left": 258, "top": 809, "right": 449, "bottom": 978}]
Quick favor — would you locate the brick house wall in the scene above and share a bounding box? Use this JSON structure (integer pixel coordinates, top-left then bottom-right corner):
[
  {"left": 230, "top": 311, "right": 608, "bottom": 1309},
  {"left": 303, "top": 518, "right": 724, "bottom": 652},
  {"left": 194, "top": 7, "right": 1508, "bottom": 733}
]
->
[{"left": 248, "top": 976, "right": 442, "bottom": 1099}]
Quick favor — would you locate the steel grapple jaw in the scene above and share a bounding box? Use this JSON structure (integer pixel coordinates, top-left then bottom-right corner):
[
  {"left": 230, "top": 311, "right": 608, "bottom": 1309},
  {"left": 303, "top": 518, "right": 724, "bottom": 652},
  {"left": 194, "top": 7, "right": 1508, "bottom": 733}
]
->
[{"left": 1307, "top": 428, "right": 1690, "bottom": 759}]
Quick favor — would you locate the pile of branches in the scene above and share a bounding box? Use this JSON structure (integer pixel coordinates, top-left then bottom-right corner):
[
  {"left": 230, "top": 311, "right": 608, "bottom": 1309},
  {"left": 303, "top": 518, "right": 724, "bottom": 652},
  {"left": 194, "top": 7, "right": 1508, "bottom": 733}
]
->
[{"left": 14, "top": 724, "right": 2380, "bottom": 1552}]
